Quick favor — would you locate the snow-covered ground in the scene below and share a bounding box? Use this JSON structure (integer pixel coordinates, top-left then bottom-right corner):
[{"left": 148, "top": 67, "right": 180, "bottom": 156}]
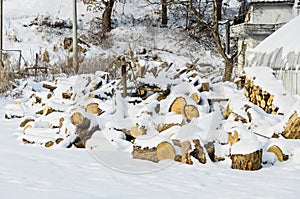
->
[
  {"left": 1, "top": 0, "right": 300, "bottom": 198},
  {"left": 1, "top": 97, "right": 300, "bottom": 199}
]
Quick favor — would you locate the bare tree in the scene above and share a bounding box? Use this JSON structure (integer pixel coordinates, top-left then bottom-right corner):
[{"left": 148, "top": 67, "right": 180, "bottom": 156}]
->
[
  {"left": 187, "top": 0, "right": 238, "bottom": 81},
  {"left": 82, "top": 0, "right": 116, "bottom": 31}
]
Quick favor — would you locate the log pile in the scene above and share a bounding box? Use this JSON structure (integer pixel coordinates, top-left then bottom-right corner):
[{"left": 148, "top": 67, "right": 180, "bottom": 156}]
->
[
  {"left": 282, "top": 111, "right": 300, "bottom": 139},
  {"left": 240, "top": 76, "right": 279, "bottom": 114}
]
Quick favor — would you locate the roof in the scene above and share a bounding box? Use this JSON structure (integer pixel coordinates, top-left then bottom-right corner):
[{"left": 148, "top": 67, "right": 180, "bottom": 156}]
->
[
  {"left": 247, "top": 15, "right": 300, "bottom": 70},
  {"left": 249, "top": 0, "right": 294, "bottom": 3}
]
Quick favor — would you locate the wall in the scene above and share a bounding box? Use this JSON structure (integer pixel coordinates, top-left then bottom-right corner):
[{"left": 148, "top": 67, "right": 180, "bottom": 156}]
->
[{"left": 249, "top": 4, "right": 294, "bottom": 24}]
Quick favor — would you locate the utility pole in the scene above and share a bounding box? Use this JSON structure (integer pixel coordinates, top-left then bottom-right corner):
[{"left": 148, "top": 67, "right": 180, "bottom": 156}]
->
[
  {"left": 0, "top": 0, "right": 3, "bottom": 65},
  {"left": 73, "top": 0, "right": 79, "bottom": 74}
]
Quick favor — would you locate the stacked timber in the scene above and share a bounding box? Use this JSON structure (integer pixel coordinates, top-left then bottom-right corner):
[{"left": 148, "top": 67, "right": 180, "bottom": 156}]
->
[
  {"left": 240, "top": 76, "right": 279, "bottom": 114},
  {"left": 282, "top": 111, "right": 300, "bottom": 139}
]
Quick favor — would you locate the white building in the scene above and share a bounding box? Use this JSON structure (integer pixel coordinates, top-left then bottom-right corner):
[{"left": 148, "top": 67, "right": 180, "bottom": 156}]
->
[{"left": 231, "top": 0, "right": 300, "bottom": 95}]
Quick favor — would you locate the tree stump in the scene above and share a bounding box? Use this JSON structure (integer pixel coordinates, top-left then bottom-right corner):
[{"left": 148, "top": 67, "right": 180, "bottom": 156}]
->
[{"left": 231, "top": 149, "right": 262, "bottom": 171}]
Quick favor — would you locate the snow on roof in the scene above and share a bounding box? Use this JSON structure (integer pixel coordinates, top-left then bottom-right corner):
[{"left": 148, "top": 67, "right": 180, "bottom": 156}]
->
[
  {"left": 247, "top": 15, "right": 300, "bottom": 70},
  {"left": 250, "top": 0, "right": 294, "bottom": 3}
]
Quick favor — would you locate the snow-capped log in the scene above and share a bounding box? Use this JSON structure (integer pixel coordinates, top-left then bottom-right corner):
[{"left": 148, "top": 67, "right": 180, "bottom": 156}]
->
[
  {"left": 85, "top": 102, "right": 103, "bottom": 115},
  {"left": 228, "top": 131, "right": 239, "bottom": 146},
  {"left": 267, "top": 145, "right": 289, "bottom": 162},
  {"left": 70, "top": 111, "right": 99, "bottom": 148},
  {"left": 169, "top": 97, "right": 187, "bottom": 115},
  {"left": 42, "top": 83, "right": 57, "bottom": 92},
  {"left": 282, "top": 111, "right": 300, "bottom": 139}
]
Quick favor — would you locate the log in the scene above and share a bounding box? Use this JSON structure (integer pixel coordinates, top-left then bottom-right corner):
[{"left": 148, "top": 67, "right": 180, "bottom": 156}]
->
[
  {"left": 200, "top": 82, "right": 209, "bottom": 92},
  {"left": 181, "top": 140, "right": 192, "bottom": 164},
  {"left": 190, "top": 139, "right": 206, "bottom": 164},
  {"left": 45, "top": 141, "right": 54, "bottom": 148},
  {"left": 20, "top": 118, "right": 35, "bottom": 127},
  {"left": 231, "top": 149, "right": 262, "bottom": 171},
  {"left": 267, "top": 145, "right": 288, "bottom": 162},
  {"left": 169, "top": 97, "right": 187, "bottom": 115},
  {"left": 132, "top": 141, "right": 176, "bottom": 163},
  {"left": 183, "top": 104, "right": 199, "bottom": 121},
  {"left": 132, "top": 146, "right": 158, "bottom": 163},
  {"left": 71, "top": 112, "right": 99, "bottom": 147},
  {"left": 190, "top": 93, "right": 200, "bottom": 104},
  {"left": 42, "top": 83, "right": 57, "bottom": 92},
  {"left": 85, "top": 103, "right": 103, "bottom": 115},
  {"left": 156, "top": 141, "right": 176, "bottom": 161},
  {"left": 228, "top": 131, "right": 239, "bottom": 146},
  {"left": 130, "top": 125, "right": 146, "bottom": 138},
  {"left": 282, "top": 112, "right": 300, "bottom": 139}
]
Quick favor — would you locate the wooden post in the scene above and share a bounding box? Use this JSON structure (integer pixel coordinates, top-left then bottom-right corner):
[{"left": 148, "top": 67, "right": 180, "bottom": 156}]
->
[
  {"left": 73, "top": 0, "right": 79, "bottom": 74},
  {"left": 225, "top": 20, "right": 230, "bottom": 56},
  {"left": 0, "top": 0, "right": 3, "bottom": 65},
  {"left": 121, "top": 64, "right": 127, "bottom": 97}
]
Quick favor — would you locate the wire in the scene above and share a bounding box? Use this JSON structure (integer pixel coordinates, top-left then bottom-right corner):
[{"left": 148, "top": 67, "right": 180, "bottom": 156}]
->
[{"left": 56, "top": 0, "right": 64, "bottom": 18}]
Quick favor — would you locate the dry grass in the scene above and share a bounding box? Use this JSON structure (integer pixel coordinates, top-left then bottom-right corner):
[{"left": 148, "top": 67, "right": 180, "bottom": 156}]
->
[{"left": 0, "top": 66, "right": 12, "bottom": 93}]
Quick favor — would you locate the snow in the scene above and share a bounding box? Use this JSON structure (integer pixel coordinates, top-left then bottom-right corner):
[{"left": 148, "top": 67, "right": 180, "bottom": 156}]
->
[
  {"left": 248, "top": 15, "right": 300, "bottom": 70},
  {"left": 1, "top": 0, "right": 300, "bottom": 198}
]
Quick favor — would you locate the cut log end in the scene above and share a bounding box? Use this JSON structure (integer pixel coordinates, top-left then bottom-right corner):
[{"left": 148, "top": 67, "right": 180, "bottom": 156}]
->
[
  {"left": 156, "top": 141, "right": 176, "bottom": 161},
  {"left": 183, "top": 105, "right": 199, "bottom": 121},
  {"left": 169, "top": 97, "right": 187, "bottom": 115},
  {"left": 267, "top": 145, "right": 289, "bottom": 162}
]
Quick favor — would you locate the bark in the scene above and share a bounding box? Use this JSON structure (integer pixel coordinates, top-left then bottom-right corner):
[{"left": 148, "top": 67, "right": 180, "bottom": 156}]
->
[
  {"left": 102, "top": 0, "right": 115, "bottom": 32},
  {"left": 216, "top": 0, "right": 222, "bottom": 21},
  {"left": 161, "top": 0, "right": 168, "bottom": 27}
]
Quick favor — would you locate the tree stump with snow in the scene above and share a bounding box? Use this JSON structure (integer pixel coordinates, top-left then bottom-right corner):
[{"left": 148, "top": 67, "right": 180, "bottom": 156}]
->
[
  {"left": 132, "top": 141, "right": 176, "bottom": 163},
  {"left": 231, "top": 149, "right": 262, "bottom": 171},
  {"left": 282, "top": 112, "right": 300, "bottom": 139}
]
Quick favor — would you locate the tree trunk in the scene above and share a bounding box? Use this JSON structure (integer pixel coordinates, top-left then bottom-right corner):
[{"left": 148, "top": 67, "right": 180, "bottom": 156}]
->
[
  {"left": 161, "top": 0, "right": 168, "bottom": 27},
  {"left": 102, "top": 0, "right": 115, "bottom": 32},
  {"left": 216, "top": 0, "right": 223, "bottom": 21},
  {"left": 222, "top": 59, "right": 234, "bottom": 82}
]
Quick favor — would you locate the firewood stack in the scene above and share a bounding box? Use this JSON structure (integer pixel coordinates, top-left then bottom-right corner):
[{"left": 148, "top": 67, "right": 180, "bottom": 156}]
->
[
  {"left": 282, "top": 111, "right": 300, "bottom": 139},
  {"left": 240, "top": 76, "right": 279, "bottom": 114}
]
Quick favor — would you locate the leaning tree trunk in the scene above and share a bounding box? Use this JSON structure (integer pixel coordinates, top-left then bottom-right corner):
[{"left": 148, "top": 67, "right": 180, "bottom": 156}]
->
[
  {"left": 161, "top": 0, "right": 168, "bottom": 27},
  {"left": 102, "top": 0, "right": 115, "bottom": 32}
]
